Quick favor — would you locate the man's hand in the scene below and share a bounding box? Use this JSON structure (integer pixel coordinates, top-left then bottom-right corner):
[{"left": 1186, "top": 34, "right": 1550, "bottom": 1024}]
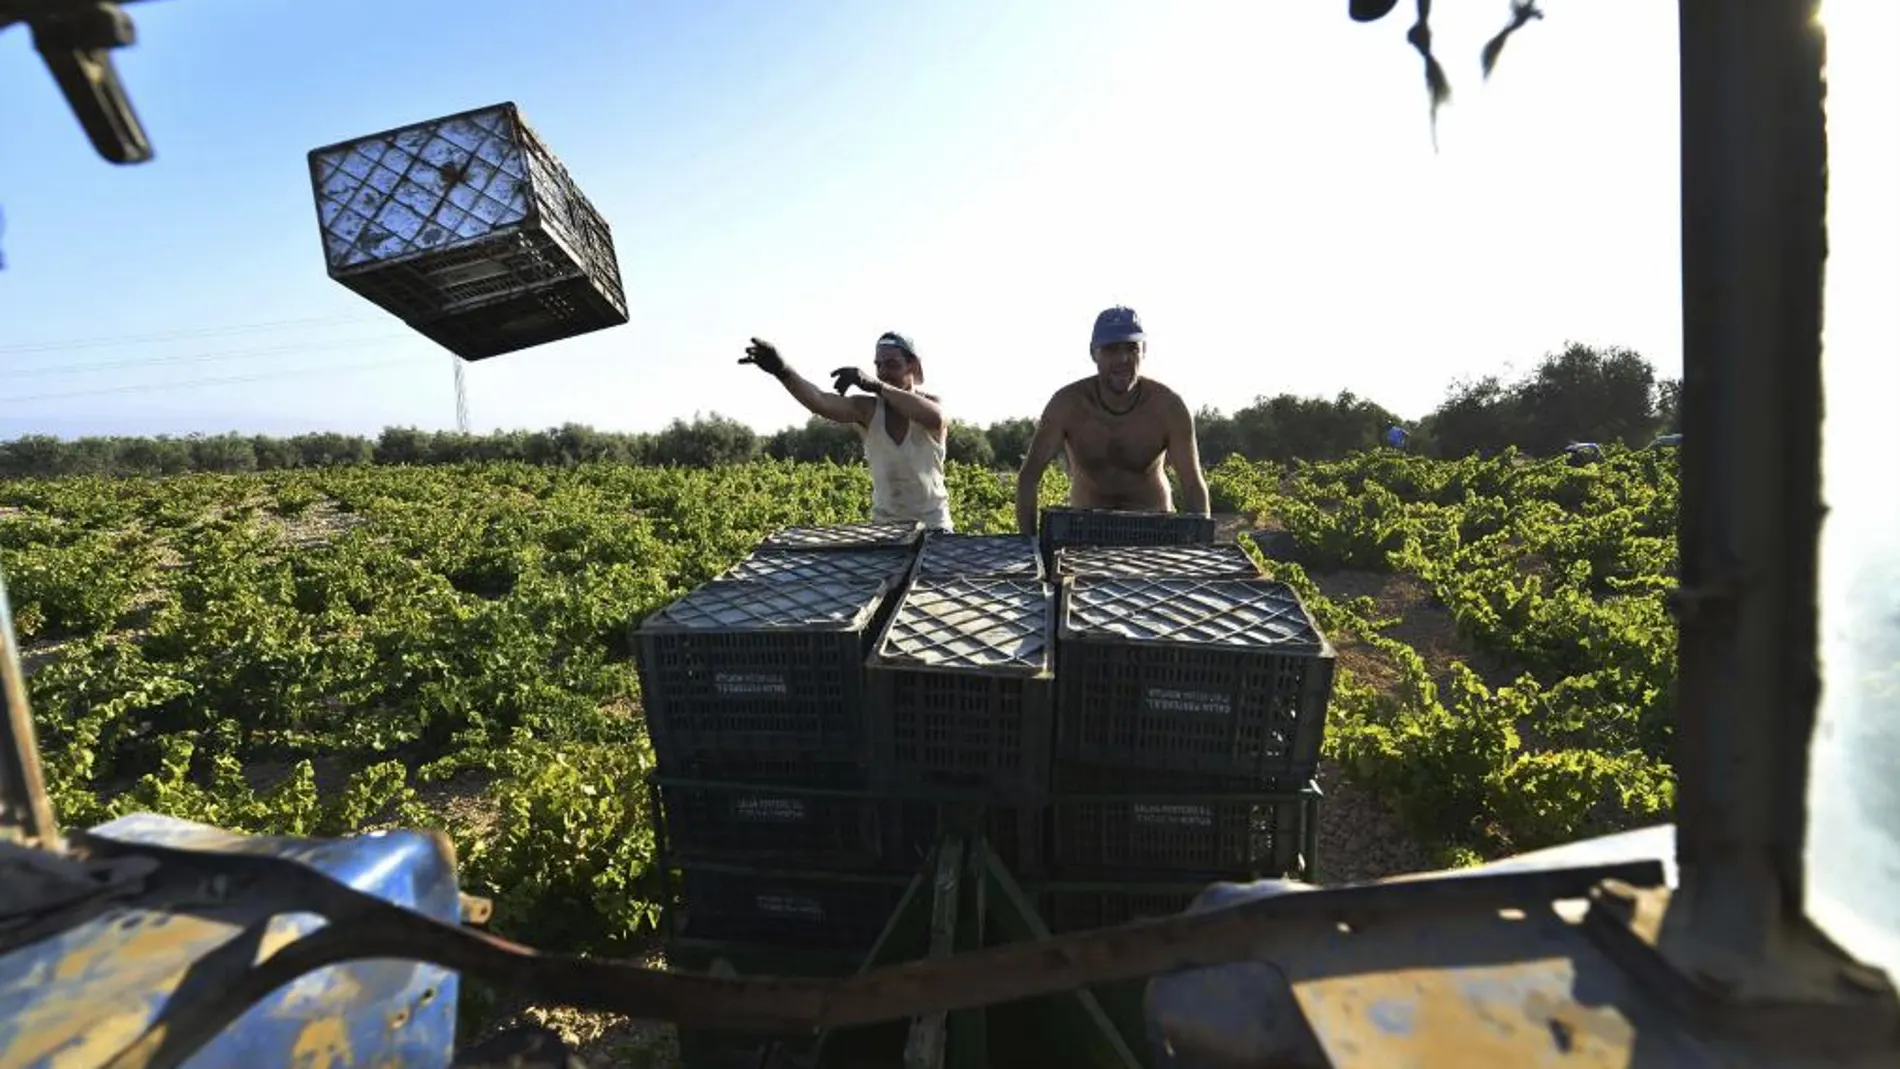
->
[
  {"left": 830, "top": 367, "right": 882, "bottom": 396},
  {"left": 740, "top": 338, "right": 790, "bottom": 379}
]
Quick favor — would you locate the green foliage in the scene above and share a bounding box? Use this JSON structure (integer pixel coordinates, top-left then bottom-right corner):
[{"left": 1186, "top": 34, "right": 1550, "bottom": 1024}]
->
[
  {"left": 1212, "top": 448, "right": 1680, "bottom": 858},
  {"left": 0, "top": 459, "right": 1076, "bottom": 956},
  {"left": 0, "top": 342, "right": 1680, "bottom": 480},
  {"left": 3, "top": 447, "right": 1679, "bottom": 958},
  {"left": 1417, "top": 343, "right": 1666, "bottom": 459},
  {"left": 1, "top": 527, "right": 156, "bottom": 639},
  {"left": 1200, "top": 390, "right": 1401, "bottom": 465},
  {"left": 460, "top": 738, "right": 665, "bottom": 952}
]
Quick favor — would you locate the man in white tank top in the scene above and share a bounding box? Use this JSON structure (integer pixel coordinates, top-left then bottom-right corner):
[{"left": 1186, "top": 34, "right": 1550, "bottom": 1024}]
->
[{"left": 739, "top": 331, "right": 955, "bottom": 532}]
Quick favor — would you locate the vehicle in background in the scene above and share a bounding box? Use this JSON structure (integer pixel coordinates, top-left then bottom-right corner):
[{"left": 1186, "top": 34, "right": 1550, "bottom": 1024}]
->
[{"left": 1563, "top": 441, "right": 1604, "bottom": 466}]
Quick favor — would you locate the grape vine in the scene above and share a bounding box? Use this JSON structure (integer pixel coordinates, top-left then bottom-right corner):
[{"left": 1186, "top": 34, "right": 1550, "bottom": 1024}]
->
[{"left": 2, "top": 448, "right": 1676, "bottom": 947}]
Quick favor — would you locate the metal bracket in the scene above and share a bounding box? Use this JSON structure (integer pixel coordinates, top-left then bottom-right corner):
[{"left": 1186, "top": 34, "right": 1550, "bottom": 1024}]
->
[
  {"left": 1, "top": 1, "right": 157, "bottom": 164},
  {"left": 1583, "top": 880, "right": 1900, "bottom": 1057},
  {"left": 457, "top": 892, "right": 494, "bottom": 927}
]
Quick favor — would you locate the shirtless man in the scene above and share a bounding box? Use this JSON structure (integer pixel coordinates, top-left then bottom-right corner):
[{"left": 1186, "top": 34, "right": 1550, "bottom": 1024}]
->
[
  {"left": 1014, "top": 306, "right": 1210, "bottom": 535},
  {"left": 740, "top": 331, "right": 955, "bottom": 531}
]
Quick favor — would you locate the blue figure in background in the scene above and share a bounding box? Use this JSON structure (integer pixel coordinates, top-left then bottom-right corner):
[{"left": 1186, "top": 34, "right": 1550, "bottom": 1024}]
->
[{"left": 1383, "top": 424, "right": 1409, "bottom": 450}]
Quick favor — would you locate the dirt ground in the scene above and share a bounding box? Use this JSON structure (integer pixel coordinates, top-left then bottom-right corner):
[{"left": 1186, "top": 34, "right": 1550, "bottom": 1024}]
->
[
  {"left": 479, "top": 973, "right": 680, "bottom": 1069},
  {"left": 1313, "top": 568, "right": 1521, "bottom": 693}
]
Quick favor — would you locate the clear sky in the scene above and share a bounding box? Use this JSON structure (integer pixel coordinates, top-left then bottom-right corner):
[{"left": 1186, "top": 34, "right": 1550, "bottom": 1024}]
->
[{"left": 0, "top": 0, "right": 1756, "bottom": 441}]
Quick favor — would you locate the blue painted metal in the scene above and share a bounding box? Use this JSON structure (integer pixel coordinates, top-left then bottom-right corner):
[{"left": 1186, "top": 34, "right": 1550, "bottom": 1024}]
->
[
  {"left": 0, "top": 813, "right": 462, "bottom": 1069},
  {"left": 1142, "top": 825, "right": 1701, "bottom": 1069}
]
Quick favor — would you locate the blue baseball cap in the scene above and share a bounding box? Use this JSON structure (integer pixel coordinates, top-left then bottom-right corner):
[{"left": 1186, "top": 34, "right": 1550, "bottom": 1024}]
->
[{"left": 1091, "top": 306, "right": 1145, "bottom": 349}]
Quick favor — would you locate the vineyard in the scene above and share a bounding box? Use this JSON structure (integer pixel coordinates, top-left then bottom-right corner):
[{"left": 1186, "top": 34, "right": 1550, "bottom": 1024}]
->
[{"left": 0, "top": 447, "right": 1680, "bottom": 1059}]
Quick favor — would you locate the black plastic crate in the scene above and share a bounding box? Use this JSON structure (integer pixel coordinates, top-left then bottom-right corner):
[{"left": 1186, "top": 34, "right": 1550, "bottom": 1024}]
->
[
  {"left": 308, "top": 102, "right": 627, "bottom": 361},
  {"left": 758, "top": 522, "right": 923, "bottom": 553},
  {"left": 1055, "top": 577, "right": 1335, "bottom": 779},
  {"left": 721, "top": 547, "right": 913, "bottom": 586},
  {"left": 881, "top": 801, "right": 1048, "bottom": 879},
  {"left": 636, "top": 578, "right": 889, "bottom": 765},
  {"left": 678, "top": 867, "right": 907, "bottom": 953},
  {"left": 1049, "top": 763, "right": 1305, "bottom": 879},
  {"left": 914, "top": 532, "right": 1044, "bottom": 580},
  {"left": 655, "top": 758, "right": 883, "bottom": 869},
  {"left": 1040, "top": 885, "right": 1199, "bottom": 935},
  {"left": 866, "top": 577, "right": 1055, "bottom": 801},
  {"left": 666, "top": 932, "right": 863, "bottom": 977},
  {"left": 1054, "top": 543, "right": 1262, "bottom": 580},
  {"left": 1038, "top": 507, "right": 1216, "bottom": 561}
]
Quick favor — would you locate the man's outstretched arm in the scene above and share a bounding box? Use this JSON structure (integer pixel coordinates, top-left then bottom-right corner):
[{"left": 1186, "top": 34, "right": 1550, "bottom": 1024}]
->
[
  {"left": 1166, "top": 397, "right": 1211, "bottom": 516},
  {"left": 742, "top": 339, "right": 870, "bottom": 426},
  {"left": 783, "top": 369, "right": 873, "bottom": 425},
  {"left": 874, "top": 386, "right": 946, "bottom": 435},
  {"left": 1015, "top": 398, "right": 1067, "bottom": 535},
  {"left": 830, "top": 367, "right": 946, "bottom": 436}
]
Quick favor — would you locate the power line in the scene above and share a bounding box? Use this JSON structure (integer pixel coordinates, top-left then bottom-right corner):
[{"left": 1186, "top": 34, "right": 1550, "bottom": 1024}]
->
[
  {"left": 0, "top": 359, "right": 411, "bottom": 405},
  {"left": 2, "top": 335, "right": 412, "bottom": 378},
  {"left": 0, "top": 315, "right": 386, "bottom": 355}
]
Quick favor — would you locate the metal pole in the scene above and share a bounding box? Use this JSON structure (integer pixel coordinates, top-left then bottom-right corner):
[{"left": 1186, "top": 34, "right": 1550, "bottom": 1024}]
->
[
  {"left": 0, "top": 569, "right": 62, "bottom": 850},
  {"left": 453, "top": 355, "right": 471, "bottom": 434},
  {"left": 1670, "top": 0, "right": 1827, "bottom": 964}
]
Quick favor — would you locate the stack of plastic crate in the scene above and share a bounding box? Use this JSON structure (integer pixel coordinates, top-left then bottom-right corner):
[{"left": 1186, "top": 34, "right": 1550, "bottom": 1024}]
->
[
  {"left": 636, "top": 523, "right": 923, "bottom": 988},
  {"left": 866, "top": 532, "right": 1053, "bottom": 880},
  {"left": 1041, "top": 533, "right": 1334, "bottom": 934}
]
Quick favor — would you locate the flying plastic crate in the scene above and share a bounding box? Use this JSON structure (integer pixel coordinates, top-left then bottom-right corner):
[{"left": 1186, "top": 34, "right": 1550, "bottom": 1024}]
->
[
  {"left": 307, "top": 101, "right": 628, "bottom": 361},
  {"left": 1054, "top": 543, "right": 1263, "bottom": 581},
  {"left": 635, "top": 577, "right": 891, "bottom": 767},
  {"left": 1054, "top": 576, "right": 1335, "bottom": 780},
  {"left": 913, "top": 532, "right": 1044, "bottom": 580},
  {"left": 1038, "top": 507, "right": 1217, "bottom": 565}
]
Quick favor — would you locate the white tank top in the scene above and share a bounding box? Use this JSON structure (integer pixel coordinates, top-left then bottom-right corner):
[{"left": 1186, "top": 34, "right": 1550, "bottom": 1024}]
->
[{"left": 861, "top": 395, "right": 953, "bottom": 531}]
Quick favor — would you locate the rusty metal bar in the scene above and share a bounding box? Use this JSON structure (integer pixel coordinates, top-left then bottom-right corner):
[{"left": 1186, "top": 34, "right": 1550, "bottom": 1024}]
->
[
  {"left": 1670, "top": 0, "right": 1828, "bottom": 961},
  {"left": 81, "top": 825, "right": 1663, "bottom": 1069},
  {"left": 0, "top": 571, "right": 61, "bottom": 851}
]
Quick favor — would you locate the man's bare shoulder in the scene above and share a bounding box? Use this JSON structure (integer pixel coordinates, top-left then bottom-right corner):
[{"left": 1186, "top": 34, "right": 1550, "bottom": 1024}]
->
[
  {"left": 1046, "top": 377, "right": 1096, "bottom": 409},
  {"left": 1140, "top": 378, "right": 1188, "bottom": 405},
  {"left": 1025, "top": 379, "right": 1086, "bottom": 423},
  {"left": 1138, "top": 379, "right": 1195, "bottom": 419}
]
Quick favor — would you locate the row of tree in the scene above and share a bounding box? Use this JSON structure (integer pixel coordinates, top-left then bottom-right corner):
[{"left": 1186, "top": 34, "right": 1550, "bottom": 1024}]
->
[{"left": 2, "top": 343, "right": 1678, "bottom": 479}]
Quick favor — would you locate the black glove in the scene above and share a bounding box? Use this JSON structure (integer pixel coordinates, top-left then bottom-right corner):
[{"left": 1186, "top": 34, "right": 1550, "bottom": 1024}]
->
[
  {"left": 830, "top": 366, "right": 882, "bottom": 396},
  {"left": 739, "top": 338, "right": 789, "bottom": 379}
]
